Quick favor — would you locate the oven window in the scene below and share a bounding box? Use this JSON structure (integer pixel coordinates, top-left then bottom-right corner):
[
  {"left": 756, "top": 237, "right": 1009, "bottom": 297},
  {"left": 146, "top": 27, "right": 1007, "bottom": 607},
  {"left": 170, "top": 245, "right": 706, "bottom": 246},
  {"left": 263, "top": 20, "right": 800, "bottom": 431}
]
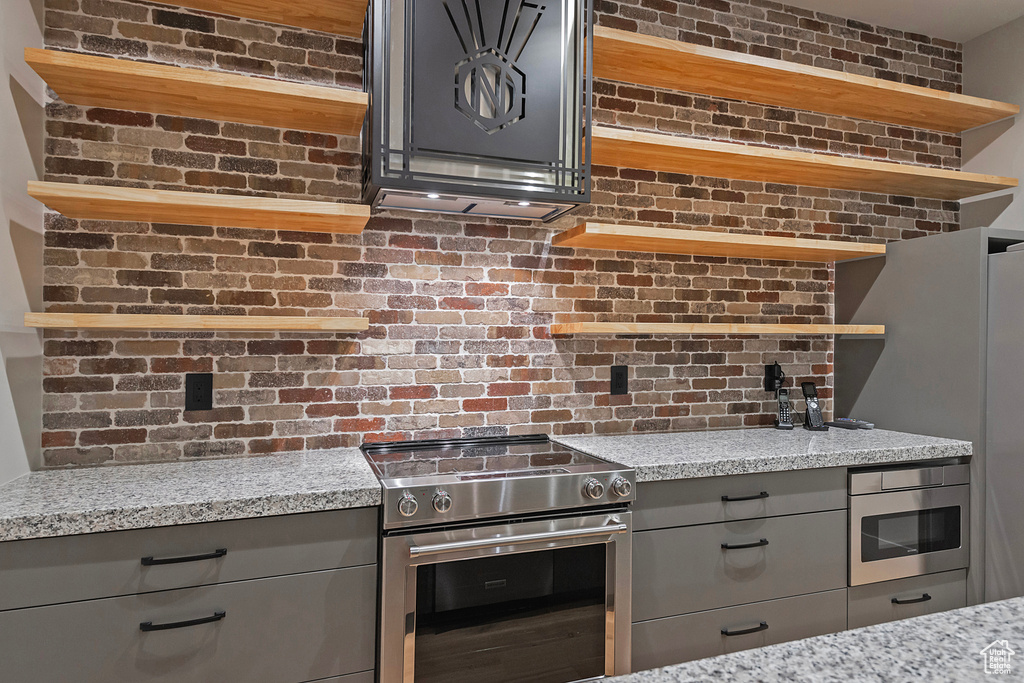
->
[
  {"left": 861, "top": 506, "right": 961, "bottom": 562},
  {"left": 413, "top": 544, "right": 606, "bottom": 683}
]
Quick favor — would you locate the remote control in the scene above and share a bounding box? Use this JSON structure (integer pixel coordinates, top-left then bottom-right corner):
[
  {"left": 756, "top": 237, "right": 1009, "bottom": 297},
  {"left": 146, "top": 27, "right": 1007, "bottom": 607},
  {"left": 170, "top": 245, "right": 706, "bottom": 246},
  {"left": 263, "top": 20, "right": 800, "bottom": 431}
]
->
[{"left": 826, "top": 418, "right": 874, "bottom": 430}]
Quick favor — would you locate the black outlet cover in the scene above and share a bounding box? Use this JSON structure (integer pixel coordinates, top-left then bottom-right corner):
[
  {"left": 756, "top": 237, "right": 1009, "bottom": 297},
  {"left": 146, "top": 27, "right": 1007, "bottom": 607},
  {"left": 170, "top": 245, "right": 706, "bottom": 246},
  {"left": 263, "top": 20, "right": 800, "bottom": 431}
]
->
[
  {"left": 764, "top": 363, "right": 785, "bottom": 392},
  {"left": 610, "top": 365, "right": 628, "bottom": 395},
  {"left": 185, "top": 373, "right": 213, "bottom": 412}
]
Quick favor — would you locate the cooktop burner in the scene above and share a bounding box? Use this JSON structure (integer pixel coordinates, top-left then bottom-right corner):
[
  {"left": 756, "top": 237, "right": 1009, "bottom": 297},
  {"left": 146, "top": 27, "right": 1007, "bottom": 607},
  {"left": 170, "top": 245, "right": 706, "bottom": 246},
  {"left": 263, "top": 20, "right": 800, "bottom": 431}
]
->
[
  {"left": 361, "top": 435, "right": 635, "bottom": 530},
  {"left": 362, "top": 434, "right": 605, "bottom": 480}
]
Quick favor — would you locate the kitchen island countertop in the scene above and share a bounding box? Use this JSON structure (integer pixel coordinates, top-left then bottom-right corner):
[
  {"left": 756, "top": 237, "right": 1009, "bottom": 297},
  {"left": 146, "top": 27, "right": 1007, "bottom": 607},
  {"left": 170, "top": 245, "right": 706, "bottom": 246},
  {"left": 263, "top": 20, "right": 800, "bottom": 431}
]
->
[
  {"left": 552, "top": 427, "right": 971, "bottom": 482},
  {"left": 609, "top": 596, "right": 1024, "bottom": 682}
]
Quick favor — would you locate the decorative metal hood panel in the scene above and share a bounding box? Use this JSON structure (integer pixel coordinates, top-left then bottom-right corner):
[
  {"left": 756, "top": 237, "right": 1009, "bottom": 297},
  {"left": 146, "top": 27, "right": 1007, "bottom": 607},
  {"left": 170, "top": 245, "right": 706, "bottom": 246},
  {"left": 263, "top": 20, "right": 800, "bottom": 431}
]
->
[{"left": 363, "top": 0, "right": 592, "bottom": 221}]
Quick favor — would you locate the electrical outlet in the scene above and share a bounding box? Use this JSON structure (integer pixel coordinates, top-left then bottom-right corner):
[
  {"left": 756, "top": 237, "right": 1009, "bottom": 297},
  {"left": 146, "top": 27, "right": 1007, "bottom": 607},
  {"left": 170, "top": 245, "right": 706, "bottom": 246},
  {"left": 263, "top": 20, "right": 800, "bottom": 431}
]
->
[
  {"left": 185, "top": 373, "right": 213, "bottom": 412},
  {"left": 610, "top": 365, "right": 629, "bottom": 395}
]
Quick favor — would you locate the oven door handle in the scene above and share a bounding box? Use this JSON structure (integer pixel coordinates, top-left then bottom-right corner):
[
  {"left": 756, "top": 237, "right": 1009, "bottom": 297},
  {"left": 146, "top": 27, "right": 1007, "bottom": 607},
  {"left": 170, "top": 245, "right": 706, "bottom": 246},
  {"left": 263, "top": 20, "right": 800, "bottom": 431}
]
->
[{"left": 408, "top": 522, "right": 629, "bottom": 558}]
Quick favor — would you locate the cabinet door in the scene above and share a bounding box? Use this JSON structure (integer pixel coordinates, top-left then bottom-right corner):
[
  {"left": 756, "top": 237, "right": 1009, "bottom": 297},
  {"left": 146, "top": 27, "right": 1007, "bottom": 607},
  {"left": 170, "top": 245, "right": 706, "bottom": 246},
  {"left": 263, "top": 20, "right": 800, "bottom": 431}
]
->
[
  {"left": 0, "top": 565, "right": 376, "bottom": 683},
  {"left": 632, "top": 589, "right": 847, "bottom": 671},
  {"left": 0, "top": 507, "right": 377, "bottom": 611},
  {"left": 633, "top": 510, "right": 847, "bottom": 621},
  {"left": 848, "top": 569, "right": 967, "bottom": 629},
  {"left": 633, "top": 468, "right": 846, "bottom": 531}
]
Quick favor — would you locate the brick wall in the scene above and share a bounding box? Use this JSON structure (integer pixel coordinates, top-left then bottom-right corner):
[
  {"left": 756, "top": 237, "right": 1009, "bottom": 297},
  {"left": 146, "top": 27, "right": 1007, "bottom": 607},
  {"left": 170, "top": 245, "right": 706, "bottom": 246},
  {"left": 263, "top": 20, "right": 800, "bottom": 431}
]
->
[{"left": 39, "top": 0, "right": 962, "bottom": 467}]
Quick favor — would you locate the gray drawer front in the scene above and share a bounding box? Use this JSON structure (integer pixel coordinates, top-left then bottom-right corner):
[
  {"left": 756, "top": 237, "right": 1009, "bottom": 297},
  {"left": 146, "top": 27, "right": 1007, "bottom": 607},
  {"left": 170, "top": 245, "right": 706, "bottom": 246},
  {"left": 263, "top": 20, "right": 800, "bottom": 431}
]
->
[
  {"left": 634, "top": 468, "right": 846, "bottom": 531},
  {"left": 848, "top": 569, "right": 967, "bottom": 629},
  {"left": 0, "top": 565, "right": 376, "bottom": 683},
  {"left": 632, "top": 589, "right": 847, "bottom": 671},
  {"left": 633, "top": 510, "right": 847, "bottom": 621},
  {"left": 0, "top": 507, "right": 377, "bottom": 611}
]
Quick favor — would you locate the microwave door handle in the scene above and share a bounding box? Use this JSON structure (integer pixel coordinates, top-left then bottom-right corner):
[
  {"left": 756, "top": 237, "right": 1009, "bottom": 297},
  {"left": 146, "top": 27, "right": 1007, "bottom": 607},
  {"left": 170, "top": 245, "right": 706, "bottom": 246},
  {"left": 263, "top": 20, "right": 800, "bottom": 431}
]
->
[{"left": 408, "top": 522, "right": 629, "bottom": 558}]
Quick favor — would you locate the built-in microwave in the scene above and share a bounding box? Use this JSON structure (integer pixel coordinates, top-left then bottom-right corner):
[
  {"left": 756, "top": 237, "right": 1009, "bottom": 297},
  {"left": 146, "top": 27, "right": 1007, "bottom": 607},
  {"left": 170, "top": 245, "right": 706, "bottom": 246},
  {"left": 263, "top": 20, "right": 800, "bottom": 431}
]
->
[{"left": 849, "top": 464, "right": 970, "bottom": 586}]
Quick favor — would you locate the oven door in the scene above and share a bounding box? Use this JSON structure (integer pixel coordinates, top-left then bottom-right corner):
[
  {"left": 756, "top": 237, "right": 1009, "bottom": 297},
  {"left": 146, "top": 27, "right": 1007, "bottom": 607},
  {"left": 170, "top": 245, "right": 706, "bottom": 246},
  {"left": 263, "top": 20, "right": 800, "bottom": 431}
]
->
[
  {"left": 849, "top": 485, "right": 969, "bottom": 586},
  {"left": 380, "top": 511, "right": 631, "bottom": 683}
]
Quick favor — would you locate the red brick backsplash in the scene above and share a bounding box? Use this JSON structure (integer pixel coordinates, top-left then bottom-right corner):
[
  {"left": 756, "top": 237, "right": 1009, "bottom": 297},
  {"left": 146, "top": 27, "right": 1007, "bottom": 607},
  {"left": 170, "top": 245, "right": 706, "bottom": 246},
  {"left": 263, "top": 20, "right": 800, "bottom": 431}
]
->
[{"left": 39, "top": 0, "right": 961, "bottom": 466}]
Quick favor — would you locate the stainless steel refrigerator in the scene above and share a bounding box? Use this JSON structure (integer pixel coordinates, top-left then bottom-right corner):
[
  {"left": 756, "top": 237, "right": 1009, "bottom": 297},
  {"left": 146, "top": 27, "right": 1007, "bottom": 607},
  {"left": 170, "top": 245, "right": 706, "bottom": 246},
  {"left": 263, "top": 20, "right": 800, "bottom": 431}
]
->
[{"left": 836, "top": 227, "right": 1024, "bottom": 605}]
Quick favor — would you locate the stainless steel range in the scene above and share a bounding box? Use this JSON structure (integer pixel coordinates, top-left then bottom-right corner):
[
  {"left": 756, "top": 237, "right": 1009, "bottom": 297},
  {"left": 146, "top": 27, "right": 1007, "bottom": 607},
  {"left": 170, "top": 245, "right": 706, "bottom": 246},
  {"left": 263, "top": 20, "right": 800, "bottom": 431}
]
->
[{"left": 361, "top": 434, "right": 635, "bottom": 683}]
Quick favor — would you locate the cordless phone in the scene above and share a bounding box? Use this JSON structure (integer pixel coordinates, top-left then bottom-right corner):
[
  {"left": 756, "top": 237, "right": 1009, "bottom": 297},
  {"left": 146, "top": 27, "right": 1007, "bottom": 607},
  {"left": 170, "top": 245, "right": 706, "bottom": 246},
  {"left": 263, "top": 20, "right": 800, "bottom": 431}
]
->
[
  {"left": 801, "top": 382, "right": 829, "bottom": 431},
  {"left": 775, "top": 388, "right": 794, "bottom": 430}
]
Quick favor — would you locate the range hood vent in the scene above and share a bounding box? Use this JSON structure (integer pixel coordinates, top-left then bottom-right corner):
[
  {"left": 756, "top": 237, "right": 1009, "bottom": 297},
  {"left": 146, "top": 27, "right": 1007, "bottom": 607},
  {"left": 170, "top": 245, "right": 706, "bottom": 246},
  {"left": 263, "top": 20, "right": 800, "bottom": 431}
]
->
[{"left": 363, "top": 0, "right": 592, "bottom": 221}]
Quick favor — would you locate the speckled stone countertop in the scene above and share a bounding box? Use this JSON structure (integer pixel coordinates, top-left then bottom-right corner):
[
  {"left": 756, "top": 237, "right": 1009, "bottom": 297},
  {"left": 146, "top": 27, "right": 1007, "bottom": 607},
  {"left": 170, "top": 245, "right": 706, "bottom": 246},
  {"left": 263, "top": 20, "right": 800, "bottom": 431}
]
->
[
  {"left": 610, "top": 597, "right": 1024, "bottom": 682},
  {"left": 552, "top": 428, "right": 971, "bottom": 482},
  {"left": 0, "top": 448, "right": 380, "bottom": 543}
]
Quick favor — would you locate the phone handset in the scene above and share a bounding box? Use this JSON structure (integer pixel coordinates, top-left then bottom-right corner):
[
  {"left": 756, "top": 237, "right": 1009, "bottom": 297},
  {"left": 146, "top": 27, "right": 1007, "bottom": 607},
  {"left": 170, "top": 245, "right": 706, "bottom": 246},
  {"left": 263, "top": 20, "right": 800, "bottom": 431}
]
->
[
  {"left": 775, "top": 388, "right": 793, "bottom": 430},
  {"left": 801, "top": 382, "right": 829, "bottom": 431}
]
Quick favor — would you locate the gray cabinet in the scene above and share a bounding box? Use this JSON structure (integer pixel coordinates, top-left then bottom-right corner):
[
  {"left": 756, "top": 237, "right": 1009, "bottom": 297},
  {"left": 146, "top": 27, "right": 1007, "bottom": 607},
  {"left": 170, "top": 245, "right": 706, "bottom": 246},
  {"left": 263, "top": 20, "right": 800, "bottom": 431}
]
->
[
  {"left": 0, "top": 507, "right": 378, "bottom": 611},
  {"left": 848, "top": 569, "right": 967, "bottom": 629},
  {"left": 631, "top": 468, "right": 848, "bottom": 670},
  {"left": 836, "top": 227, "right": 1024, "bottom": 603},
  {"left": 632, "top": 589, "right": 847, "bottom": 671},
  {"left": 633, "top": 510, "right": 846, "bottom": 620},
  {"left": 633, "top": 468, "right": 846, "bottom": 531},
  {"left": 0, "top": 566, "right": 376, "bottom": 683},
  {"left": 0, "top": 508, "right": 380, "bottom": 683}
]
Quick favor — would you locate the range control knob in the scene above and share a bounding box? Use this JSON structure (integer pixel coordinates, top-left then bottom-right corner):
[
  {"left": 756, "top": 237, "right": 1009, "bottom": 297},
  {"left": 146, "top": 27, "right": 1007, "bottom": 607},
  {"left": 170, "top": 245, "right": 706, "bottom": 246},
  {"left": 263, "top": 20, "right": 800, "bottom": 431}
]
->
[
  {"left": 583, "top": 478, "right": 605, "bottom": 500},
  {"left": 432, "top": 490, "right": 453, "bottom": 513},
  {"left": 611, "top": 477, "right": 632, "bottom": 498},
  {"left": 397, "top": 492, "right": 418, "bottom": 517}
]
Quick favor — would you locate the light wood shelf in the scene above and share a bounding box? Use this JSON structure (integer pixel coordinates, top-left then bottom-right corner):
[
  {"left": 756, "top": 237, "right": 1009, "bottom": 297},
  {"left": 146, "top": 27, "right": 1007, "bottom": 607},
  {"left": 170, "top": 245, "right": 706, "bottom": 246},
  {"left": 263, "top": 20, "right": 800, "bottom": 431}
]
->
[
  {"left": 25, "top": 313, "right": 370, "bottom": 332},
  {"left": 552, "top": 223, "right": 886, "bottom": 262},
  {"left": 28, "top": 181, "right": 369, "bottom": 234},
  {"left": 591, "top": 126, "right": 1017, "bottom": 201},
  {"left": 165, "top": 0, "right": 369, "bottom": 37},
  {"left": 25, "top": 48, "right": 367, "bottom": 136},
  {"left": 551, "top": 322, "right": 885, "bottom": 335},
  {"left": 593, "top": 26, "right": 1019, "bottom": 133}
]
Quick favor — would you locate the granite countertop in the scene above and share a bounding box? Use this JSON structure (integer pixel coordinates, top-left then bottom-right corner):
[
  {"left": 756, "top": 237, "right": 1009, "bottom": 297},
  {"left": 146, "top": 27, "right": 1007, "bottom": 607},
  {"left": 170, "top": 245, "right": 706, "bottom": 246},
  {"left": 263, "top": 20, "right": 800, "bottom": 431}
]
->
[
  {"left": 0, "top": 427, "right": 971, "bottom": 542},
  {"left": 552, "top": 428, "right": 972, "bottom": 482},
  {"left": 0, "top": 448, "right": 381, "bottom": 543},
  {"left": 610, "top": 597, "right": 1024, "bottom": 682}
]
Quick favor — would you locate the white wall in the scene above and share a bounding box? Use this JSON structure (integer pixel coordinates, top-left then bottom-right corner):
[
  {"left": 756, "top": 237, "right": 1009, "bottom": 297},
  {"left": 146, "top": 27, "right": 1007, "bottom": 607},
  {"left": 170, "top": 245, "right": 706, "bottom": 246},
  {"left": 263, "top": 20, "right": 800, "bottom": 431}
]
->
[
  {"left": 962, "top": 15, "right": 1024, "bottom": 232},
  {"left": 0, "top": 0, "right": 45, "bottom": 480}
]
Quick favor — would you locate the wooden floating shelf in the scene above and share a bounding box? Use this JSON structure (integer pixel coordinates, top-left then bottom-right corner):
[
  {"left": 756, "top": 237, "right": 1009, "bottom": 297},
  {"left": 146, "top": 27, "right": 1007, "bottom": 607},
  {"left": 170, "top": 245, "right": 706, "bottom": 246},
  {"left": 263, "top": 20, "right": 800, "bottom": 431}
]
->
[
  {"left": 591, "top": 126, "right": 1017, "bottom": 201},
  {"left": 593, "top": 26, "right": 1019, "bottom": 133},
  {"left": 28, "top": 181, "right": 369, "bottom": 234},
  {"left": 25, "top": 48, "right": 367, "bottom": 136},
  {"left": 164, "top": 0, "right": 369, "bottom": 38},
  {"left": 551, "top": 322, "right": 885, "bottom": 336},
  {"left": 552, "top": 223, "right": 886, "bottom": 262},
  {"left": 25, "top": 313, "right": 370, "bottom": 332}
]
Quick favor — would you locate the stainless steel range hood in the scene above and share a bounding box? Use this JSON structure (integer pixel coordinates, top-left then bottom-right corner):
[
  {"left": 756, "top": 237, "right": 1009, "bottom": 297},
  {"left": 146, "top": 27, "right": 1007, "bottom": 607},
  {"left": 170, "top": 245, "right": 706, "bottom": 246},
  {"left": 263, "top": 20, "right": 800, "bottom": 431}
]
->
[{"left": 362, "top": 0, "right": 592, "bottom": 221}]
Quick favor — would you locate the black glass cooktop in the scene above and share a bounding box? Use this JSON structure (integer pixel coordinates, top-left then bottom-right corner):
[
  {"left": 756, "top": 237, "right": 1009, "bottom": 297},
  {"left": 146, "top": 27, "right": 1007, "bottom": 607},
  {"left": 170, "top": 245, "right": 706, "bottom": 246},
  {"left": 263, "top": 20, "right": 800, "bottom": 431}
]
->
[{"left": 361, "top": 434, "right": 606, "bottom": 481}]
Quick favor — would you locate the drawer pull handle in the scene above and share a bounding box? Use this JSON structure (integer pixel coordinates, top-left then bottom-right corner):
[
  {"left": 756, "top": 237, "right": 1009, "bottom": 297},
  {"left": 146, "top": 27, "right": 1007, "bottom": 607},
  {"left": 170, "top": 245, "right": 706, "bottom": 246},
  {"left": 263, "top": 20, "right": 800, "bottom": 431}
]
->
[
  {"left": 892, "top": 593, "right": 932, "bottom": 605},
  {"left": 721, "top": 538, "right": 769, "bottom": 550},
  {"left": 721, "top": 491, "right": 769, "bottom": 502},
  {"left": 141, "top": 548, "right": 227, "bottom": 566},
  {"left": 721, "top": 621, "right": 769, "bottom": 637},
  {"left": 140, "top": 611, "right": 226, "bottom": 632}
]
